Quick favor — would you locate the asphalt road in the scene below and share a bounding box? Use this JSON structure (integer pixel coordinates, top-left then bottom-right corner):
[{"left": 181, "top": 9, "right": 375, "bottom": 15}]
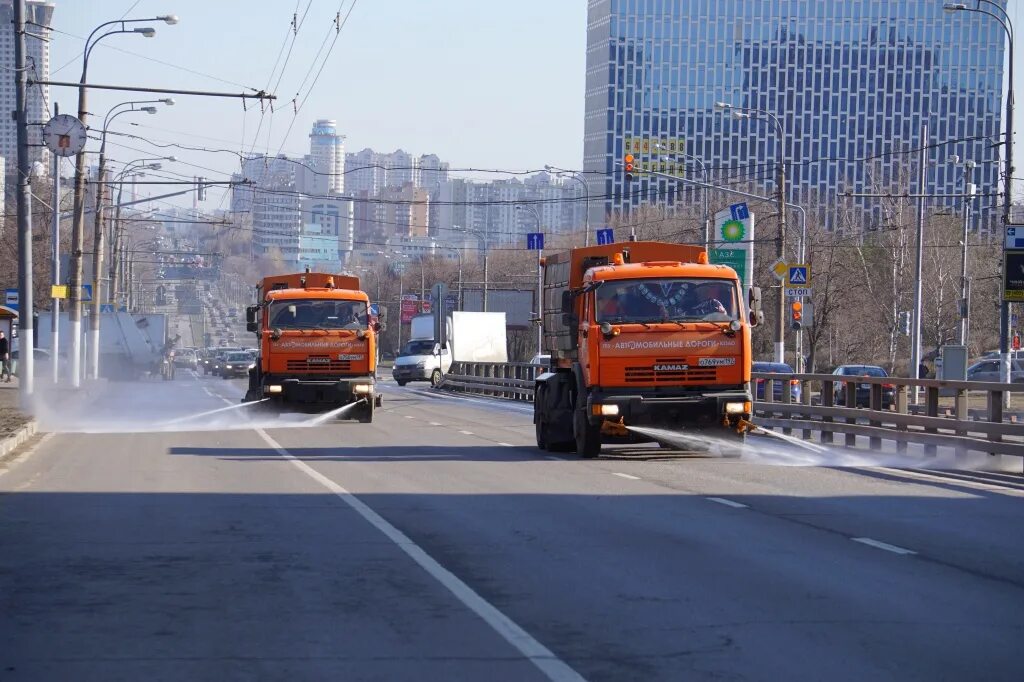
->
[{"left": 2, "top": 373, "right": 1023, "bottom": 681}]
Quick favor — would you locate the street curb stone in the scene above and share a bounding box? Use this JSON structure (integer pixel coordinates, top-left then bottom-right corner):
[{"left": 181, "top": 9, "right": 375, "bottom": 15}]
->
[{"left": 0, "top": 421, "right": 38, "bottom": 460}]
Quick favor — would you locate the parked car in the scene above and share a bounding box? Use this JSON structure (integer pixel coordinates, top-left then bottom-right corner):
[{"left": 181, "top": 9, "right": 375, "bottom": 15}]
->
[
  {"left": 831, "top": 365, "right": 895, "bottom": 408},
  {"left": 752, "top": 361, "right": 801, "bottom": 401},
  {"left": 966, "top": 358, "right": 1024, "bottom": 383},
  {"left": 220, "top": 351, "right": 255, "bottom": 379}
]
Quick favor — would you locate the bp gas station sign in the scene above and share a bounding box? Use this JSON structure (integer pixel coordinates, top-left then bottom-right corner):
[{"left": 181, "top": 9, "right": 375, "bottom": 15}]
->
[{"left": 709, "top": 203, "right": 755, "bottom": 291}]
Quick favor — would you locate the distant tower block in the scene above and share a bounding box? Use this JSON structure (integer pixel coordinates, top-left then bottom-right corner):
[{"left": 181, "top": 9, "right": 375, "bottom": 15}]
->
[{"left": 309, "top": 119, "right": 344, "bottom": 195}]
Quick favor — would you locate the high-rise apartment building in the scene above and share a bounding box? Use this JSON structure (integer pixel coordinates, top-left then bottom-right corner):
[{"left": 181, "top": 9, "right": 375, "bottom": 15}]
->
[
  {"left": 307, "top": 119, "right": 344, "bottom": 196},
  {"left": 0, "top": 0, "right": 54, "bottom": 176},
  {"left": 583, "top": 0, "right": 1007, "bottom": 228}
]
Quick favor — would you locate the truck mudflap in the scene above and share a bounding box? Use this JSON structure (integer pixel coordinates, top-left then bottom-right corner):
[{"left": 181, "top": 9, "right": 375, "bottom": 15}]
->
[{"left": 585, "top": 388, "right": 752, "bottom": 431}]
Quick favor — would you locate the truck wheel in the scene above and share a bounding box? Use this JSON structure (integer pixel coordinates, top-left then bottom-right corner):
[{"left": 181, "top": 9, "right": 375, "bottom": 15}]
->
[
  {"left": 534, "top": 386, "right": 549, "bottom": 451},
  {"left": 430, "top": 369, "right": 442, "bottom": 387},
  {"left": 396, "top": 380, "right": 407, "bottom": 387},
  {"left": 573, "top": 404, "right": 601, "bottom": 459},
  {"left": 357, "top": 400, "right": 374, "bottom": 423}
]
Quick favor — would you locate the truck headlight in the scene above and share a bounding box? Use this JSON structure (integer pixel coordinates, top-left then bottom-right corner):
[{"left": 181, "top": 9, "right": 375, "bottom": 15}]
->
[
  {"left": 267, "top": 385, "right": 283, "bottom": 394},
  {"left": 592, "top": 403, "right": 620, "bottom": 416},
  {"left": 724, "top": 401, "right": 750, "bottom": 415},
  {"left": 353, "top": 383, "right": 373, "bottom": 395},
  {"left": 248, "top": 363, "right": 255, "bottom": 369}
]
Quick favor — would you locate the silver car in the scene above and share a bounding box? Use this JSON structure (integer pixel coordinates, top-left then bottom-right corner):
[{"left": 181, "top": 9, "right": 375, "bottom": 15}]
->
[{"left": 966, "top": 359, "right": 1024, "bottom": 383}]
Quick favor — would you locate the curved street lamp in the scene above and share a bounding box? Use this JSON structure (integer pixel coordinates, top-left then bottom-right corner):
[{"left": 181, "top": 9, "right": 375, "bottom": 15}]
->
[{"left": 67, "top": 13, "right": 178, "bottom": 387}]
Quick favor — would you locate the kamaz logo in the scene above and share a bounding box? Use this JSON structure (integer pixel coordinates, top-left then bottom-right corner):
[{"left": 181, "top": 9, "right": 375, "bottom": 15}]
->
[{"left": 653, "top": 364, "right": 688, "bottom": 372}]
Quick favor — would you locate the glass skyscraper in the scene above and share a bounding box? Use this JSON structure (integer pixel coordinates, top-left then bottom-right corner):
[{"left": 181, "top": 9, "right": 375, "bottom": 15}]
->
[{"left": 583, "top": 0, "right": 1007, "bottom": 230}]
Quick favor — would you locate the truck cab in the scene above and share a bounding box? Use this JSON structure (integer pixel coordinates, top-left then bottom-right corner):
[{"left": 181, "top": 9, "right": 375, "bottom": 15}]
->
[
  {"left": 243, "top": 271, "right": 380, "bottom": 422},
  {"left": 534, "top": 242, "right": 762, "bottom": 457}
]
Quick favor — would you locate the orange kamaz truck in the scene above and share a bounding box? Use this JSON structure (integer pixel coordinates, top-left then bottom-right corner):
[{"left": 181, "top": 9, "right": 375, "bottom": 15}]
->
[
  {"left": 243, "top": 270, "right": 381, "bottom": 422},
  {"left": 533, "top": 241, "right": 763, "bottom": 457}
]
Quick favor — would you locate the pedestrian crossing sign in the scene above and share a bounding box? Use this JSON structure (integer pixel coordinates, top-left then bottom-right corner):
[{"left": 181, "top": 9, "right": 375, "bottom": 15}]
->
[{"left": 786, "top": 265, "right": 810, "bottom": 288}]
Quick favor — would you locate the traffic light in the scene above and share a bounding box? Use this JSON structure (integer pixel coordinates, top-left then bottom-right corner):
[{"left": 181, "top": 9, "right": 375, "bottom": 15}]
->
[
  {"left": 790, "top": 301, "right": 803, "bottom": 330},
  {"left": 624, "top": 153, "right": 635, "bottom": 181}
]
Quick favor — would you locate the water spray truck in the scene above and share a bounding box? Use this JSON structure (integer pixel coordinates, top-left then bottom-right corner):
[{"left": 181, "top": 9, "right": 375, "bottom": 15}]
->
[
  {"left": 243, "top": 270, "right": 381, "bottom": 422},
  {"left": 533, "top": 241, "right": 764, "bottom": 457}
]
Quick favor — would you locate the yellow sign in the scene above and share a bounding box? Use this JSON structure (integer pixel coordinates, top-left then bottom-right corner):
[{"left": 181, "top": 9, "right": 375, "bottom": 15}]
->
[
  {"left": 51, "top": 285, "right": 68, "bottom": 299},
  {"left": 624, "top": 136, "right": 686, "bottom": 156}
]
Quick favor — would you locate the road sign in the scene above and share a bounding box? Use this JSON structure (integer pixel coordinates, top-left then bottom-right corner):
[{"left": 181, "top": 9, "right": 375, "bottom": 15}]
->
[
  {"left": 770, "top": 259, "right": 788, "bottom": 281},
  {"left": 51, "top": 285, "right": 68, "bottom": 299},
  {"left": 81, "top": 284, "right": 93, "bottom": 302},
  {"left": 730, "top": 202, "right": 749, "bottom": 221},
  {"left": 368, "top": 303, "right": 380, "bottom": 316},
  {"left": 596, "top": 227, "right": 614, "bottom": 245},
  {"left": 786, "top": 287, "right": 812, "bottom": 299},
  {"left": 1005, "top": 251, "right": 1024, "bottom": 301},
  {"left": 1006, "top": 226, "right": 1024, "bottom": 250},
  {"left": 786, "top": 264, "right": 810, "bottom": 288},
  {"left": 4, "top": 288, "right": 18, "bottom": 306},
  {"left": 100, "top": 304, "right": 115, "bottom": 313},
  {"left": 709, "top": 207, "right": 755, "bottom": 291},
  {"left": 526, "top": 233, "right": 544, "bottom": 250}
]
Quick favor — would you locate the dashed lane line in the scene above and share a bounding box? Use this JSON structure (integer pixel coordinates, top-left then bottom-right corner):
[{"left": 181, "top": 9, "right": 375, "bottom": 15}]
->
[
  {"left": 254, "top": 428, "right": 587, "bottom": 682},
  {"left": 707, "top": 497, "right": 749, "bottom": 509},
  {"left": 612, "top": 472, "right": 641, "bottom": 480},
  {"left": 459, "top": 430, "right": 475, "bottom": 436},
  {"left": 851, "top": 537, "right": 917, "bottom": 556}
]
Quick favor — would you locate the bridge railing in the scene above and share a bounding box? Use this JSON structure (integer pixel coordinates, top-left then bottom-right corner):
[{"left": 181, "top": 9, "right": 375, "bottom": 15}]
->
[{"left": 439, "top": 364, "right": 1024, "bottom": 467}]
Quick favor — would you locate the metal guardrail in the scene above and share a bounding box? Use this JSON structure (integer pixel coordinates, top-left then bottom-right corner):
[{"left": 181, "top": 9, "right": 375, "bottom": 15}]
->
[{"left": 439, "top": 364, "right": 1024, "bottom": 467}]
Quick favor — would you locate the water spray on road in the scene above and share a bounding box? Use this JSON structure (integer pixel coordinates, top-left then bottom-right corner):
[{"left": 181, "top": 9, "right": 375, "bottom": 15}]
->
[
  {"left": 303, "top": 399, "right": 366, "bottom": 427},
  {"left": 160, "top": 399, "right": 270, "bottom": 426}
]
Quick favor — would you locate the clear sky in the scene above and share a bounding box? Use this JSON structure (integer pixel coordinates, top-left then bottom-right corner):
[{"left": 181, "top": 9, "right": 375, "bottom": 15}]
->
[
  {"left": 45, "top": 1, "right": 1024, "bottom": 209},
  {"left": 46, "top": 0, "right": 588, "bottom": 208}
]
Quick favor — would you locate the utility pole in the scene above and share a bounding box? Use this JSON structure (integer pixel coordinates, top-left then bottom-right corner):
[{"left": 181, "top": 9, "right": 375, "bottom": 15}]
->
[
  {"left": 51, "top": 103, "right": 61, "bottom": 384},
  {"left": 88, "top": 161, "right": 107, "bottom": 379},
  {"left": 68, "top": 67, "right": 89, "bottom": 388},
  {"left": 775, "top": 162, "right": 788, "bottom": 364},
  {"left": 960, "top": 160, "right": 976, "bottom": 347},
  {"left": 910, "top": 123, "right": 928, "bottom": 394},
  {"left": 14, "top": 0, "right": 35, "bottom": 401}
]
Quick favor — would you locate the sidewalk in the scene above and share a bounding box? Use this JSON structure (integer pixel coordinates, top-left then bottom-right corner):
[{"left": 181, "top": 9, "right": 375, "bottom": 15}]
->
[{"left": 0, "top": 379, "right": 30, "bottom": 438}]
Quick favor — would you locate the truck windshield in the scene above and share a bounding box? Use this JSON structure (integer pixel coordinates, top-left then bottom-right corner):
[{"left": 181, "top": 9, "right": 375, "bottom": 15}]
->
[
  {"left": 268, "top": 299, "right": 368, "bottom": 330},
  {"left": 596, "top": 278, "right": 738, "bottom": 324},
  {"left": 400, "top": 340, "right": 436, "bottom": 356}
]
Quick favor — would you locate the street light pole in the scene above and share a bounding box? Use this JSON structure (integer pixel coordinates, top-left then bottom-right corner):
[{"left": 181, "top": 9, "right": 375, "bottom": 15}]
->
[
  {"left": 945, "top": 1, "right": 1013, "bottom": 386},
  {"left": 716, "top": 102, "right": 788, "bottom": 363},
  {"left": 653, "top": 147, "right": 711, "bottom": 250},
  {"left": 68, "top": 14, "right": 175, "bottom": 387},
  {"left": 517, "top": 205, "right": 544, "bottom": 355},
  {"left": 957, "top": 159, "right": 977, "bottom": 347},
  {"left": 13, "top": 0, "right": 35, "bottom": 401},
  {"left": 545, "top": 165, "right": 590, "bottom": 246},
  {"left": 88, "top": 100, "right": 170, "bottom": 379},
  {"left": 51, "top": 102, "right": 61, "bottom": 384}
]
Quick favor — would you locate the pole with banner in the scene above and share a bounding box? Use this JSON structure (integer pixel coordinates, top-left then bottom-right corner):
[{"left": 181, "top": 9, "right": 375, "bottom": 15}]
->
[
  {"left": 709, "top": 202, "right": 755, "bottom": 296},
  {"left": 526, "top": 232, "right": 545, "bottom": 355}
]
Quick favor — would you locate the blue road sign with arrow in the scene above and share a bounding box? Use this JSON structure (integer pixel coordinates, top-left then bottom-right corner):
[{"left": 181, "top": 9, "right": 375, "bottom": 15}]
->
[
  {"left": 526, "top": 233, "right": 545, "bottom": 250},
  {"left": 730, "top": 202, "right": 750, "bottom": 221},
  {"left": 596, "top": 227, "right": 614, "bottom": 245}
]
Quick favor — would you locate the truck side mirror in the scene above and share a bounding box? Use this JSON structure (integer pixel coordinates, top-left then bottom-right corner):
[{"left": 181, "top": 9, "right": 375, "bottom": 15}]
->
[
  {"left": 748, "top": 287, "right": 764, "bottom": 327},
  {"left": 372, "top": 321, "right": 382, "bottom": 333},
  {"left": 561, "top": 290, "right": 575, "bottom": 315}
]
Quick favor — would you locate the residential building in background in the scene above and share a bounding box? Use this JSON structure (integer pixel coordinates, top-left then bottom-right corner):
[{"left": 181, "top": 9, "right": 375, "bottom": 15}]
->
[
  {"left": 232, "top": 120, "right": 354, "bottom": 265},
  {"left": 583, "top": 0, "right": 1007, "bottom": 231},
  {"left": 0, "top": 0, "right": 54, "bottom": 179}
]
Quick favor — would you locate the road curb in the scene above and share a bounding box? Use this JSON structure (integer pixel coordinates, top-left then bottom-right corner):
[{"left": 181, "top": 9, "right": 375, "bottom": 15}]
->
[{"left": 0, "top": 420, "right": 38, "bottom": 460}]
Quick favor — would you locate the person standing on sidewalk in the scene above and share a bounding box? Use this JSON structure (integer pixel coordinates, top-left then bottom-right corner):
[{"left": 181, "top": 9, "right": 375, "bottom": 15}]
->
[{"left": 0, "top": 331, "right": 10, "bottom": 382}]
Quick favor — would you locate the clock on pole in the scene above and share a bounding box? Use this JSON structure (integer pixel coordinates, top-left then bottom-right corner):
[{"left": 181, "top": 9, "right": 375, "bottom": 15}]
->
[{"left": 42, "top": 114, "right": 87, "bottom": 157}]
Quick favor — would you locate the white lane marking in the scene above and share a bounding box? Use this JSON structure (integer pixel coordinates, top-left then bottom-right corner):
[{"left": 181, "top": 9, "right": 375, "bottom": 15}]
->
[
  {"left": 707, "top": 497, "right": 749, "bottom": 509},
  {"left": 851, "top": 537, "right": 917, "bottom": 556},
  {"left": 255, "top": 429, "right": 586, "bottom": 682},
  {"left": 405, "top": 387, "right": 533, "bottom": 415},
  {"left": 545, "top": 455, "right": 566, "bottom": 461},
  {"left": 404, "top": 415, "right": 415, "bottom": 420},
  {"left": 459, "top": 430, "right": 475, "bottom": 436},
  {"left": 498, "top": 442, "right": 514, "bottom": 447},
  {"left": 612, "top": 472, "right": 640, "bottom": 480},
  {"left": 429, "top": 421, "right": 442, "bottom": 427}
]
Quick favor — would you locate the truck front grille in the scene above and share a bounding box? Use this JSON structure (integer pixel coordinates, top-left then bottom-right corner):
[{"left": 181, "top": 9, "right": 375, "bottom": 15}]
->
[
  {"left": 286, "top": 357, "right": 352, "bottom": 372},
  {"left": 623, "top": 358, "right": 717, "bottom": 384}
]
